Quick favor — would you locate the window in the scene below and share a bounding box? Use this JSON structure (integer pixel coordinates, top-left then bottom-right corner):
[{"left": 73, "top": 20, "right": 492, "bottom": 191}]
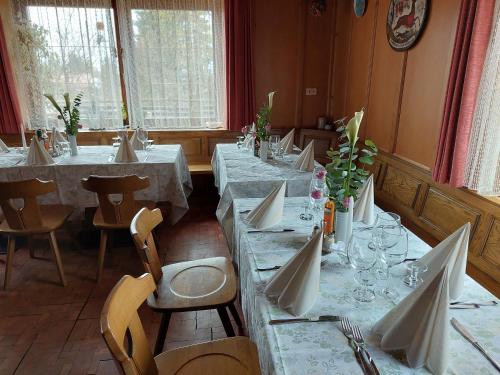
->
[{"left": 13, "top": 0, "right": 226, "bottom": 130}]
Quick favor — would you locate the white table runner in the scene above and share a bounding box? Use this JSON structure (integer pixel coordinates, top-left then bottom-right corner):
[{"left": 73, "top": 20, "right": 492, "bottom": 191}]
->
[
  {"left": 0, "top": 145, "right": 192, "bottom": 224},
  {"left": 228, "top": 197, "right": 500, "bottom": 375}
]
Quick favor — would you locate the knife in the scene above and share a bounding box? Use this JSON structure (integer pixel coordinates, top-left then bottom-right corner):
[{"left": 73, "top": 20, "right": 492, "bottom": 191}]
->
[
  {"left": 248, "top": 229, "right": 295, "bottom": 233},
  {"left": 269, "top": 315, "right": 341, "bottom": 325},
  {"left": 451, "top": 318, "right": 500, "bottom": 372},
  {"left": 256, "top": 265, "right": 281, "bottom": 271}
]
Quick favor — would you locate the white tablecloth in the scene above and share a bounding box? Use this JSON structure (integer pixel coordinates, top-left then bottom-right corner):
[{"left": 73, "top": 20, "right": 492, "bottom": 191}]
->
[
  {"left": 212, "top": 144, "right": 320, "bottom": 251},
  {"left": 227, "top": 197, "right": 500, "bottom": 375},
  {"left": 0, "top": 145, "right": 192, "bottom": 224}
]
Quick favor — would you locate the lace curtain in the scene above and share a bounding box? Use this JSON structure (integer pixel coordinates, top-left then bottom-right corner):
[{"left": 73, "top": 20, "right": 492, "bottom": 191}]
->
[
  {"left": 116, "top": 0, "right": 226, "bottom": 129},
  {"left": 11, "top": 0, "right": 225, "bottom": 130},
  {"left": 464, "top": 1, "right": 500, "bottom": 196},
  {"left": 12, "top": 0, "right": 123, "bottom": 130}
]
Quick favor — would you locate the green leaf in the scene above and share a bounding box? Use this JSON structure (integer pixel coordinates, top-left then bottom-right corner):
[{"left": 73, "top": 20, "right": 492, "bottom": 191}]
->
[
  {"left": 365, "top": 139, "right": 378, "bottom": 152},
  {"left": 359, "top": 156, "right": 374, "bottom": 165}
]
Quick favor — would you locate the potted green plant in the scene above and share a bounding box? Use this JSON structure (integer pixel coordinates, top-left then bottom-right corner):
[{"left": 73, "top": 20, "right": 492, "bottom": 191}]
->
[
  {"left": 325, "top": 109, "right": 378, "bottom": 242},
  {"left": 44, "top": 93, "right": 83, "bottom": 156},
  {"left": 254, "top": 91, "right": 276, "bottom": 159}
]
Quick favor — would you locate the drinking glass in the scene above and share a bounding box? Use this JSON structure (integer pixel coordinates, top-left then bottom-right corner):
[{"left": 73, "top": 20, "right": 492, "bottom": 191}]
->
[
  {"left": 370, "top": 212, "right": 401, "bottom": 249},
  {"left": 404, "top": 260, "right": 428, "bottom": 288},
  {"left": 137, "top": 128, "right": 148, "bottom": 150},
  {"left": 269, "top": 135, "right": 281, "bottom": 159},
  {"left": 376, "top": 226, "right": 408, "bottom": 300},
  {"left": 236, "top": 136, "right": 245, "bottom": 150},
  {"left": 347, "top": 228, "right": 378, "bottom": 302},
  {"left": 309, "top": 178, "right": 329, "bottom": 229}
]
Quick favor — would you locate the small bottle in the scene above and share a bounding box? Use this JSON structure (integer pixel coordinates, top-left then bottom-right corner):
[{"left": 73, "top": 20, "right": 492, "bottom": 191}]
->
[{"left": 323, "top": 199, "right": 335, "bottom": 235}]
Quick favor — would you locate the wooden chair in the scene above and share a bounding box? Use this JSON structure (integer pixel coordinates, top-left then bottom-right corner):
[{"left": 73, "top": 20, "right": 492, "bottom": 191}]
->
[
  {"left": 81, "top": 175, "right": 155, "bottom": 282},
  {"left": 130, "top": 207, "right": 244, "bottom": 355},
  {"left": 101, "top": 273, "right": 261, "bottom": 375},
  {"left": 0, "top": 179, "right": 72, "bottom": 289}
]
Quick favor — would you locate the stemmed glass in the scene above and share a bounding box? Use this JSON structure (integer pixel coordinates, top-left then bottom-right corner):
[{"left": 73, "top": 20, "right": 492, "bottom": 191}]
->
[
  {"left": 269, "top": 135, "right": 281, "bottom": 159},
  {"left": 347, "top": 228, "right": 378, "bottom": 302},
  {"left": 376, "top": 225, "right": 408, "bottom": 300},
  {"left": 236, "top": 136, "right": 245, "bottom": 150},
  {"left": 137, "top": 128, "right": 148, "bottom": 150},
  {"left": 309, "top": 178, "right": 329, "bottom": 229},
  {"left": 369, "top": 212, "right": 401, "bottom": 249}
]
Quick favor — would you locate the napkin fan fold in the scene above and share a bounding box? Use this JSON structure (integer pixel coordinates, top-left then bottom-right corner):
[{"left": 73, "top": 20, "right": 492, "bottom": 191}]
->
[
  {"left": 26, "top": 137, "right": 54, "bottom": 165},
  {"left": 0, "top": 137, "right": 9, "bottom": 152},
  {"left": 293, "top": 140, "right": 315, "bottom": 172},
  {"left": 115, "top": 136, "right": 139, "bottom": 163},
  {"left": 418, "top": 222, "right": 470, "bottom": 300},
  {"left": 247, "top": 181, "right": 286, "bottom": 229},
  {"left": 353, "top": 174, "right": 375, "bottom": 225},
  {"left": 279, "top": 129, "right": 295, "bottom": 154},
  {"left": 264, "top": 229, "right": 323, "bottom": 316},
  {"left": 373, "top": 266, "right": 450, "bottom": 375}
]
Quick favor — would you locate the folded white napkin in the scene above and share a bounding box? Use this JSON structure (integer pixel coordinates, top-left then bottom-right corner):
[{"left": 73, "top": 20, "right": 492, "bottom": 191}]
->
[
  {"left": 293, "top": 140, "right": 315, "bottom": 171},
  {"left": 373, "top": 266, "right": 450, "bottom": 374},
  {"left": 279, "top": 129, "right": 295, "bottom": 154},
  {"left": 26, "top": 136, "right": 54, "bottom": 165},
  {"left": 129, "top": 130, "right": 144, "bottom": 150},
  {"left": 265, "top": 229, "right": 323, "bottom": 316},
  {"left": 247, "top": 181, "right": 286, "bottom": 229},
  {"left": 250, "top": 122, "right": 256, "bottom": 133},
  {"left": 243, "top": 134, "right": 253, "bottom": 149},
  {"left": 114, "top": 136, "right": 139, "bottom": 163},
  {"left": 0, "top": 137, "right": 9, "bottom": 152},
  {"left": 353, "top": 174, "right": 375, "bottom": 225},
  {"left": 418, "top": 222, "right": 470, "bottom": 300}
]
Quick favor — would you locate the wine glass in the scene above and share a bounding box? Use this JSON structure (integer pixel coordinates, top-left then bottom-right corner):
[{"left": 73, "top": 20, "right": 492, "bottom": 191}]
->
[
  {"left": 269, "top": 135, "right": 281, "bottom": 159},
  {"left": 404, "top": 260, "right": 428, "bottom": 288},
  {"left": 376, "top": 226, "right": 408, "bottom": 300},
  {"left": 347, "top": 228, "right": 378, "bottom": 302},
  {"left": 236, "top": 136, "right": 245, "bottom": 150},
  {"left": 369, "top": 212, "right": 401, "bottom": 249},
  {"left": 309, "top": 178, "right": 329, "bottom": 229},
  {"left": 136, "top": 128, "right": 148, "bottom": 150}
]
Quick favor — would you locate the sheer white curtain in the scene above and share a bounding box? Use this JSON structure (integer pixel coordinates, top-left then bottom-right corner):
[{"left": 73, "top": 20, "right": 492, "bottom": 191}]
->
[
  {"left": 116, "top": 0, "right": 226, "bottom": 129},
  {"left": 12, "top": 0, "right": 124, "bottom": 130},
  {"left": 464, "top": 1, "right": 500, "bottom": 196}
]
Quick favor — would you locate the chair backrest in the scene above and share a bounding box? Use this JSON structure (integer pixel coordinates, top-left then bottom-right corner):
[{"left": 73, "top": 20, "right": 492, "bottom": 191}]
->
[
  {"left": 81, "top": 175, "right": 150, "bottom": 225},
  {"left": 100, "top": 273, "right": 158, "bottom": 375},
  {"left": 130, "top": 207, "right": 164, "bottom": 284},
  {"left": 0, "top": 178, "right": 56, "bottom": 230}
]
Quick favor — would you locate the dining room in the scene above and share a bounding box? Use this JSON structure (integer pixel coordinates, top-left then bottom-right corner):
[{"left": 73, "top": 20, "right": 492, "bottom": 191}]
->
[{"left": 0, "top": 0, "right": 499, "bottom": 374}]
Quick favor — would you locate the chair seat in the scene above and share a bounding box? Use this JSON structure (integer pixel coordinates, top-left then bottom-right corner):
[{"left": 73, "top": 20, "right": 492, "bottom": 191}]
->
[
  {"left": 93, "top": 200, "right": 156, "bottom": 229},
  {"left": 154, "top": 336, "right": 261, "bottom": 375},
  {"left": 147, "top": 256, "right": 237, "bottom": 311},
  {"left": 0, "top": 204, "right": 73, "bottom": 234}
]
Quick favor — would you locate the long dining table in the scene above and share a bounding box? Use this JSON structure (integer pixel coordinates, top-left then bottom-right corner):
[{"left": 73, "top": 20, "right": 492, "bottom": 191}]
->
[
  {"left": 212, "top": 143, "right": 320, "bottom": 251},
  {"left": 0, "top": 144, "right": 192, "bottom": 224},
  {"left": 221, "top": 196, "right": 500, "bottom": 375}
]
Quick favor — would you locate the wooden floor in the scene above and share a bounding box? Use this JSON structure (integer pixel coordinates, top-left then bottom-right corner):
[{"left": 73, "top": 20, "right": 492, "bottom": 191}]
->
[{"left": 0, "top": 192, "right": 240, "bottom": 374}]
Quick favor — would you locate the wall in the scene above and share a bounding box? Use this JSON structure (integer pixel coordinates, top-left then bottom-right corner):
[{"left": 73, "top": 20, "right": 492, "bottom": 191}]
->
[
  {"left": 330, "top": 0, "right": 500, "bottom": 296},
  {"left": 254, "top": 0, "right": 334, "bottom": 128}
]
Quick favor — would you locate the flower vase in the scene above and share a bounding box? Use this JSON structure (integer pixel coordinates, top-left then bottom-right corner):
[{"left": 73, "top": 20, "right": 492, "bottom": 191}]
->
[
  {"left": 334, "top": 197, "right": 354, "bottom": 244},
  {"left": 260, "top": 141, "right": 269, "bottom": 161},
  {"left": 68, "top": 134, "right": 78, "bottom": 156}
]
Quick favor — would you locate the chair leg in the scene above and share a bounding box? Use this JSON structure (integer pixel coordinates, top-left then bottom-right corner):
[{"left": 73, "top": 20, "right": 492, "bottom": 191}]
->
[
  {"left": 28, "top": 236, "right": 35, "bottom": 258},
  {"left": 154, "top": 312, "right": 171, "bottom": 356},
  {"left": 228, "top": 302, "right": 243, "bottom": 332},
  {"left": 3, "top": 236, "right": 16, "bottom": 290},
  {"left": 97, "top": 230, "right": 108, "bottom": 283},
  {"left": 48, "top": 232, "right": 67, "bottom": 287},
  {"left": 217, "top": 306, "right": 235, "bottom": 337}
]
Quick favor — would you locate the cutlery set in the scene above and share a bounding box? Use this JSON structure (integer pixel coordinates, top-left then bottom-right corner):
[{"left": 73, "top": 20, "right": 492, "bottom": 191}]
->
[
  {"left": 268, "top": 312, "right": 500, "bottom": 373},
  {"left": 450, "top": 300, "right": 498, "bottom": 309}
]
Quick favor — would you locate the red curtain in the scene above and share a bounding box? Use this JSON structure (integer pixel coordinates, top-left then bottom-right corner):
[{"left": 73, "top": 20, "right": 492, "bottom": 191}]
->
[
  {"left": 0, "top": 16, "right": 22, "bottom": 134},
  {"left": 225, "top": 0, "right": 255, "bottom": 131},
  {"left": 433, "top": 0, "right": 495, "bottom": 186}
]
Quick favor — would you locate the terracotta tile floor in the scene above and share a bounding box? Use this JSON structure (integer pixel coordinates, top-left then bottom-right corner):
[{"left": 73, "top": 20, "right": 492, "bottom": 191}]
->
[{"left": 0, "top": 196, "right": 240, "bottom": 375}]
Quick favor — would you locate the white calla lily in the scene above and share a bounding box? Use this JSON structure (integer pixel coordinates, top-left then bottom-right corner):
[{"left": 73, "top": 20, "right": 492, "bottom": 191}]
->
[
  {"left": 268, "top": 91, "right": 276, "bottom": 110},
  {"left": 346, "top": 109, "right": 364, "bottom": 145}
]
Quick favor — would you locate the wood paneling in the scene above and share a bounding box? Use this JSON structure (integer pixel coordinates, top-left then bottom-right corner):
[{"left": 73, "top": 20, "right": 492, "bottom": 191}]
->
[
  {"left": 420, "top": 188, "right": 481, "bottom": 237},
  {"left": 395, "top": 0, "right": 460, "bottom": 168},
  {"left": 364, "top": 0, "right": 406, "bottom": 153},
  {"left": 482, "top": 219, "right": 500, "bottom": 268},
  {"left": 381, "top": 165, "right": 421, "bottom": 209}
]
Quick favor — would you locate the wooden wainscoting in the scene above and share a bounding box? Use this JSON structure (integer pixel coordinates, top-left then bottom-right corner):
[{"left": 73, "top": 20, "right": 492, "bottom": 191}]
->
[{"left": 369, "top": 152, "right": 500, "bottom": 297}]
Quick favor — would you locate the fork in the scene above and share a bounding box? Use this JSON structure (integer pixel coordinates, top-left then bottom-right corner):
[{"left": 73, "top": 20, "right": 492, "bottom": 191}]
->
[
  {"left": 341, "top": 317, "right": 373, "bottom": 375},
  {"left": 352, "top": 324, "right": 381, "bottom": 375}
]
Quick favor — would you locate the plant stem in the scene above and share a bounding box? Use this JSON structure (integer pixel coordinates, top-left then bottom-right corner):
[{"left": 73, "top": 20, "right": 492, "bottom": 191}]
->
[{"left": 344, "top": 141, "right": 355, "bottom": 201}]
